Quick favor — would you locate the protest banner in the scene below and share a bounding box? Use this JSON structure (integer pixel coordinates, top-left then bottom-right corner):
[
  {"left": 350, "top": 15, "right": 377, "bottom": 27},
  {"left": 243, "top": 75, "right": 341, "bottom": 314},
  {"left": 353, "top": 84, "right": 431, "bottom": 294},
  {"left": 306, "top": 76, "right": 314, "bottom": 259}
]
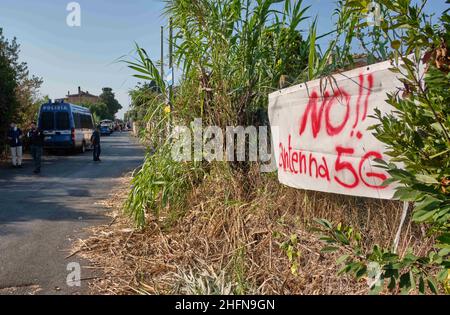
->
[{"left": 268, "top": 60, "right": 401, "bottom": 199}]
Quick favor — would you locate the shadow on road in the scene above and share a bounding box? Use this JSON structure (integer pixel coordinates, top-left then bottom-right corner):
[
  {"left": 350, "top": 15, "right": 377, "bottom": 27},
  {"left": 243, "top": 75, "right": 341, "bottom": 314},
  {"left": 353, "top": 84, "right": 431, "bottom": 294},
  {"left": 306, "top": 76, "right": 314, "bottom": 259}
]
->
[{"left": 0, "top": 133, "right": 144, "bottom": 233}]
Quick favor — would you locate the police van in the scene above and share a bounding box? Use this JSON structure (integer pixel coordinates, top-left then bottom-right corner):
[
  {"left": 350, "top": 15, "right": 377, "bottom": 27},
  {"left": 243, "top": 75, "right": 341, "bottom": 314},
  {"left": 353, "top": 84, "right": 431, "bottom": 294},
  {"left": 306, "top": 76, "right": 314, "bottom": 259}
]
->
[{"left": 38, "top": 100, "right": 95, "bottom": 153}]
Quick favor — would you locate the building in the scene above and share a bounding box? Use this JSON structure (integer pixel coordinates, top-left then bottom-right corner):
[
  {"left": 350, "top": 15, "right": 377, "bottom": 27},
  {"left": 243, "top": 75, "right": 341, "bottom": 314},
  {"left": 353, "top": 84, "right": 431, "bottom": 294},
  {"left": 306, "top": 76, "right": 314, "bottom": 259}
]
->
[{"left": 65, "top": 86, "right": 100, "bottom": 104}]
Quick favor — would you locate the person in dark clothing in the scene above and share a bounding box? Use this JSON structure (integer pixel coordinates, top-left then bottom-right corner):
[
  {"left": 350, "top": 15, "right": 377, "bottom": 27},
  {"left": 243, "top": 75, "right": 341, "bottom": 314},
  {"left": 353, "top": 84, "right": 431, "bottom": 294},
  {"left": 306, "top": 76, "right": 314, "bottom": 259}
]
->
[
  {"left": 27, "top": 122, "right": 45, "bottom": 174},
  {"left": 7, "top": 122, "right": 23, "bottom": 168},
  {"left": 91, "top": 126, "right": 101, "bottom": 162}
]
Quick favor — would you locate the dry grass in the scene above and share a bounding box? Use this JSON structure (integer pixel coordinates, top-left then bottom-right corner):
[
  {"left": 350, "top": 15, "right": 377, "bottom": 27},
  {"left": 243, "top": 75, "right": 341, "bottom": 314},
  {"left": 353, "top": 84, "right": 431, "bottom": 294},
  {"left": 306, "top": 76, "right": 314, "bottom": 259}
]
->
[{"left": 75, "top": 163, "right": 428, "bottom": 295}]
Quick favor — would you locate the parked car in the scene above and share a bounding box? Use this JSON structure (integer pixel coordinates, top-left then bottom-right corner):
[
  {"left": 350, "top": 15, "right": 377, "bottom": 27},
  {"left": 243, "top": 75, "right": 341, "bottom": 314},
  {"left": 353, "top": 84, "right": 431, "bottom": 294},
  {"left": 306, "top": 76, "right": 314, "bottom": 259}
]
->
[
  {"left": 100, "top": 124, "right": 112, "bottom": 136},
  {"left": 99, "top": 119, "right": 114, "bottom": 135}
]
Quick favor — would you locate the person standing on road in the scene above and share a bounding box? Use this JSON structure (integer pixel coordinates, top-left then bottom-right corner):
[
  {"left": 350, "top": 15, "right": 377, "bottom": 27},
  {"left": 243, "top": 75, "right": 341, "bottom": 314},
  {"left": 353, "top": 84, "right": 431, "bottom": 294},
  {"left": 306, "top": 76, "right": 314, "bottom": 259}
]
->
[
  {"left": 91, "top": 126, "right": 101, "bottom": 162},
  {"left": 7, "top": 122, "right": 23, "bottom": 168},
  {"left": 27, "top": 122, "right": 45, "bottom": 174}
]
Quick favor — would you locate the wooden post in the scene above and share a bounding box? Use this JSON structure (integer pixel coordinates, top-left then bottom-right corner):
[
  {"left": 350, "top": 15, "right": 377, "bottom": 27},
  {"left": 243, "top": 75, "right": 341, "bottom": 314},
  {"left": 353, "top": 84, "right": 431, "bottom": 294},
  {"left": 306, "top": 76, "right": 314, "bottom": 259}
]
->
[{"left": 393, "top": 202, "right": 409, "bottom": 253}]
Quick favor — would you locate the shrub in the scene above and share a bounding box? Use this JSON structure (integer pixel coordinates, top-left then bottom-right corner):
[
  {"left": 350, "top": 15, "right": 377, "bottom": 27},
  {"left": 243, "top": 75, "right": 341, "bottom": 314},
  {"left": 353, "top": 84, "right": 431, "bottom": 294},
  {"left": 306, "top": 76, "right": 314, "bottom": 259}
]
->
[{"left": 316, "top": 0, "right": 450, "bottom": 295}]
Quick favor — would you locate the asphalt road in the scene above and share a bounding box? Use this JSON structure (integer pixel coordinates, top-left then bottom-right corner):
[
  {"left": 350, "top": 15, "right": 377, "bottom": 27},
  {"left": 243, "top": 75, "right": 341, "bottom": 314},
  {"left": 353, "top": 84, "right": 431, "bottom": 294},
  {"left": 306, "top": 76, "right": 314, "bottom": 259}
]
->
[{"left": 0, "top": 132, "right": 144, "bottom": 295}]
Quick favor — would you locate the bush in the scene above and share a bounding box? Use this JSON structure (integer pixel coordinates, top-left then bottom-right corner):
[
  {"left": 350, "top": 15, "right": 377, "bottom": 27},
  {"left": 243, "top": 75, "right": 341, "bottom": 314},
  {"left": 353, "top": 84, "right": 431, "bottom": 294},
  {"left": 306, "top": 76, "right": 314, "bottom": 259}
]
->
[
  {"left": 125, "top": 143, "right": 204, "bottom": 227},
  {"left": 316, "top": 0, "right": 450, "bottom": 295}
]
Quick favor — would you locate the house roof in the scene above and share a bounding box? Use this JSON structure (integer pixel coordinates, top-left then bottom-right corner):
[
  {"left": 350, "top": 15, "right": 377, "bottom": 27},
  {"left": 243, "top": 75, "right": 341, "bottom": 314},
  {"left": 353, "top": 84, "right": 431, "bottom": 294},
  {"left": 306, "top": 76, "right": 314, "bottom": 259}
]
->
[{"left": 66, "top": 90, "right": 99, "bottom": 98}]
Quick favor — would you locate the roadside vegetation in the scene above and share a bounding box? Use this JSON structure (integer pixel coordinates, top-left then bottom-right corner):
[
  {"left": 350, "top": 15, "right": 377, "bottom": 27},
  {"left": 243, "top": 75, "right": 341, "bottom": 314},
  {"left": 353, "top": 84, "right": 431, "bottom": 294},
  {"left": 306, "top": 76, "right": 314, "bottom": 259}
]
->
[
  {"left": 0, "top": 28, "right": 44, "bottom": 158},
  {"left": 314, "top": 0, "right": 450, "bottom": 294},
  {"left": 79, "top": 0, "right": 449, "bottom": 295}
]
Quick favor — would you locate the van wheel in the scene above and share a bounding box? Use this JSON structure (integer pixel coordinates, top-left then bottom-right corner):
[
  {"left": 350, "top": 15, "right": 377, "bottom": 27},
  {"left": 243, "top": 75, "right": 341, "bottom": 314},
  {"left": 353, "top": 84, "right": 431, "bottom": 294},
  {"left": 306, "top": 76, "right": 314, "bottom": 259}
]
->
[{"left": 80, "top": 141, "right": 86, "bottom": 153}]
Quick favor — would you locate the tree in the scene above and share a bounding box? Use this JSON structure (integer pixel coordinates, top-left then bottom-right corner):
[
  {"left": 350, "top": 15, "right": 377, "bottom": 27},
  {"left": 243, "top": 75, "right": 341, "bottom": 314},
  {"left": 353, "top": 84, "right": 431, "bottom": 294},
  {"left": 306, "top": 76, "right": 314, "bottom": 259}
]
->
[
  {"left": 0, "top": 40, "right": 19, "bottom": 152},
  {"left": 99, "top": 87, "right": 122, "bottom": 119},
  {"left": 127, "top": 82, "right": 162, "bottom": 122},
  {"left": 262, "top": 27, "right": 308, "bottom": 87},
  {"left": 0, "top": 28, "right": 43, "bottom": 152},
  {"left": 16, "top": 76, "right": 44, "bottom": 126},
  {"left": 79, "top": 101, "right": 110, "bottom": 123}
]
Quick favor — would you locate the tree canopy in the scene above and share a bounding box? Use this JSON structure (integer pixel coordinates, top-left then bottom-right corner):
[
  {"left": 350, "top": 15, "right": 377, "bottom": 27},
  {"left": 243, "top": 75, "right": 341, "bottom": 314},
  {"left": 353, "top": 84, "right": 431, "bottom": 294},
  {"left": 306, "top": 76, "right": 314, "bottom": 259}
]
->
[
  {"left": 0, "top": 28, "right": 43, "bottom": 152},
  {"left": 99, "top": 87, "right": 122, "bottom": 120}
]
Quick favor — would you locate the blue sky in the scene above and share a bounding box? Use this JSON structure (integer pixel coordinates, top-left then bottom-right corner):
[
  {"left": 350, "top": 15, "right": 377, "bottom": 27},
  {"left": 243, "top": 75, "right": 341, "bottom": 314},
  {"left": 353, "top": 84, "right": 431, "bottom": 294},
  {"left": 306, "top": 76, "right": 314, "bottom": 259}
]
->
[{"left": 0, "top": 0, "right": 448, "bottom": 119}]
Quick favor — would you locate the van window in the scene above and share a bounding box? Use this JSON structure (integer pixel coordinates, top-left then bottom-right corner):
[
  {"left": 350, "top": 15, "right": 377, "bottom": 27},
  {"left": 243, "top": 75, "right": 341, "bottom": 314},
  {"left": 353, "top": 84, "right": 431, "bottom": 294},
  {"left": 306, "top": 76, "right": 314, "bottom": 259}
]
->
[
  {"left": 56, "top": 112, "right": 70, "bottom": 130},
  {"left": 40, "top": 112, "right": 54, "bottom": 130},
  {"left": 74, "top": 113, "right": 81, "bottom": 129},
  {"left": 80, "top": 114, "right": 93, "bottom": 129}
]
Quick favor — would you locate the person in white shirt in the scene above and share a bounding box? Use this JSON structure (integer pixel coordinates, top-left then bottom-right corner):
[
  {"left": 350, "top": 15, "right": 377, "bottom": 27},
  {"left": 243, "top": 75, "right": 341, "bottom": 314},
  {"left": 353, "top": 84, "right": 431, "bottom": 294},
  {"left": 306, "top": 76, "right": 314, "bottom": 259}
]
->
[{"left": 7, "top": 122, "right": 23, "bottom": 168}]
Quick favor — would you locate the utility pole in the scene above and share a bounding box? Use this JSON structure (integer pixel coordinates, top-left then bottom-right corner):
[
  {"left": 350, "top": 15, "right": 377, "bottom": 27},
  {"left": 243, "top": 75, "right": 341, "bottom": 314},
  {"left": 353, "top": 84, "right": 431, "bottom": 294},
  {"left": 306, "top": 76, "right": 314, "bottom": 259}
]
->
[
  {"left": 160, "top": 26, "right": 164, "bottom": 84},
  {"left": 169, "top": 18, "right": 173, "bottom": 111}
]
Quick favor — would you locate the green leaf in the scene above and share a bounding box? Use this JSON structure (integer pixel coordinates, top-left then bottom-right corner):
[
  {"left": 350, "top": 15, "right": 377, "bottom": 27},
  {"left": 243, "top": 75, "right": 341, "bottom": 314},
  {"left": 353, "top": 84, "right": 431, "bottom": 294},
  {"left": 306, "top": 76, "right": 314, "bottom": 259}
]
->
[
  {"left": 336, "top": 254, "right": 349, "bottom": 265},
  {"left": 412, "top": 196, "right": 441, "bottom": 222},
  {"left": 321, "top": 246, "right": 339, "bottom": 253},
  {"left": 427, "top": 277, "right": 439, "bottom": 294},
  {"left": 418, "top": 276, "right": 425, "bottom": 294},
  {"left": 415, "top": 174, "right": 439, "bottom": 185},
  {"left": 393, "top": 187, "right": 420, "bottom": 201},
  {"left": 382, "top": 177, "right": 399, "bottom": 186},
  {"left": 319, "top": 236, "right": 336, "bottom": 243},
  {"left": 314, "top": 218, "right": 333, "bottom": 230},
  {"left": 338, "top": 264, "right": 351, "bottom": 275},
  {"left": 399, "top": 272, "right": 412, "bottom": 293},
  {"left": 382, "top": 252, "right": 399, "bottom": 262},
  {"left": 429, "top": 149, "right": 450, "bottom": 159},
  {"left": 307, "top": 19, "right": 317, "bottom": 80},
  {"left": 355, "top": 265, "right": 367, "bottom": 280},
  {"left": 334, "top": 230, "right": 350, "bottom": 245},
  {"left": 388, "top": 276, "right": 396, "bottom": 291},
  {"left": 438, "top": 247, "right": 450, "bottom": 257},
  {"left": 437, "top": 269, "right": 448, "bottom": 282},
  {"left": 412, "top": 209, "right": 436, "bottom": 222},
  {"left": 437, "top": 233, "right": 450, "bottom": 245}
]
